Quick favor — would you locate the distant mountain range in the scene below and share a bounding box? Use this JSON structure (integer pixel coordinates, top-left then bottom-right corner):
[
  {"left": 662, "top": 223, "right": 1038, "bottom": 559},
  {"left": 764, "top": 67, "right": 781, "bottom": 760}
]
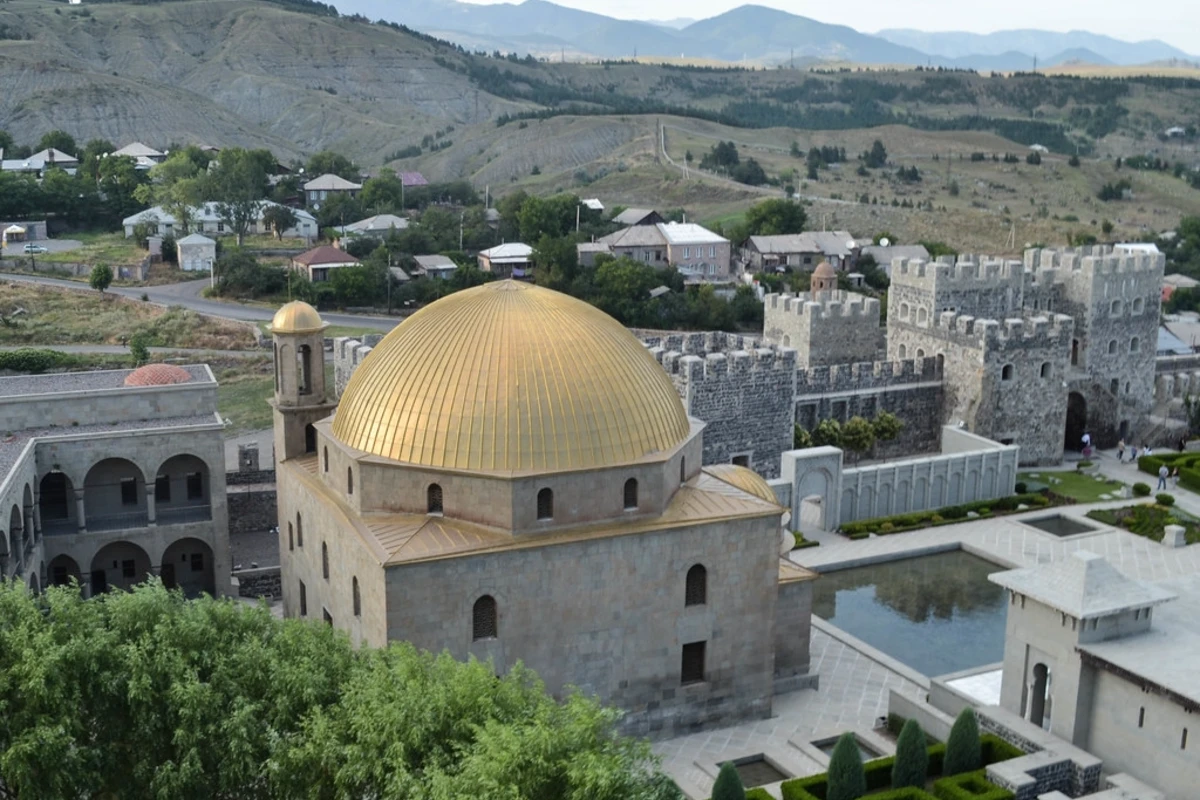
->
[{"left": 336, "top": 0, "right": 1198, "bottom": 69}]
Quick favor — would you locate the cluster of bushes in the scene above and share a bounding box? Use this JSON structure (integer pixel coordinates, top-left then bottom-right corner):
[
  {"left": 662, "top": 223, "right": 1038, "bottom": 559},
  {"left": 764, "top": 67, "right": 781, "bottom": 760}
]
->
[
  {"left": 0, "top": 348, "right": 78, "bottom": 374},
  {"left": 1137, "top": 452, "right": 1200, "bottom": 492},
  {"left": 777, "top": 710, "right": 1020, "bottom": 800},
  {"left": 793, "top": 532, "right": 821, "bottom": 550},
  {"left": 1087, "top": 504, "right": 1199, "bottom": 545},
  {"left": 840, "top": 493, "right": 1053, "bottom": 538}
]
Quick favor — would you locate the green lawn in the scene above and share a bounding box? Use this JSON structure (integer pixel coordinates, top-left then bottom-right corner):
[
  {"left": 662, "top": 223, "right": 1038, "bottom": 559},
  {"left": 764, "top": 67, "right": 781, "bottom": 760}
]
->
[
  {"left": 216, "top": 362, "right": 335, "bottom": 435},
  {"left": 1020, "top": 470, "right": 1124, "bottom": 503},
  {"left": 39, "top": 231, "right": 144, "bottom": 265},
  {"left": 255, "top": 321, "right": 388, "bottom": 339}
]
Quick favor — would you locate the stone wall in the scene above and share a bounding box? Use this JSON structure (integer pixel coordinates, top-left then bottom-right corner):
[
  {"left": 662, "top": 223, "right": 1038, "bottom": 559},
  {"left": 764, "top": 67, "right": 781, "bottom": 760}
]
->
[
  {"left": 235, "top": 566, "right": 282, "bottom": 599},
  {"left": 762, "top": 291, "right": 881, "bottom": 367},
  {"left": 227, "top": 484, "right": 277, "bottom": 534},
  {"left": 333, "top": 334, "right": 383, "bottom": 395}
]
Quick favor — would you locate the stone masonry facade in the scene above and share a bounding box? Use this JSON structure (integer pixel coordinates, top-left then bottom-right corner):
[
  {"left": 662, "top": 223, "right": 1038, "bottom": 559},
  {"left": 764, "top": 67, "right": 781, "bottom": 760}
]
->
[{"left": 762, "top": 290, "right": 882, "bottom": 367}]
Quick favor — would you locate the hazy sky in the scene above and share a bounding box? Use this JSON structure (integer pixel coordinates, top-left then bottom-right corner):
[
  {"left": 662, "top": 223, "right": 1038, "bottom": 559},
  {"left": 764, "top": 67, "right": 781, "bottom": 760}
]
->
[{"left": 457, "top": 0, "right": 1195, "bottom": 51}]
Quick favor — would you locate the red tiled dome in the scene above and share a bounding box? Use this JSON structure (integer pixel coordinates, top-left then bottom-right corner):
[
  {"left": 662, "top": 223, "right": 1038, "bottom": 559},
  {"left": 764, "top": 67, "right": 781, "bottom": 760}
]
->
[{"left": 124, "top": 363, "right": 193, "bottom": 387}]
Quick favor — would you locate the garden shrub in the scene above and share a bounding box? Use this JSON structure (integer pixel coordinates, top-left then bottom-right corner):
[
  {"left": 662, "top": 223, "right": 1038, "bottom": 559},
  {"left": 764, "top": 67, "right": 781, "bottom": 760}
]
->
[
  {"left": 1156, "top": 493, "right": 1175, "bottom": 506},
  {"left": 941, "top": 505, "right": 967, "bottom": 520},
  {"left": 944, "top": 709, "right": 982, "bottom": 777},
  {"left": 780, "top": 774, "right": 826, "bottom": 800},
  {"left": 712, "top": 761, "right": 746, "bottom": 800},
  {"left": 744, "top": 789, "right": 774, "bottom": 800},
  {"left": 868, "top": 789, "right": 938, "bottom": 800},
  {"left": 1076, "top": 460, "right": 1093, "bottom": 469},
  {"left": 979, "top": 734, "right": 1024, "bottom": 764},
  {"left": 0, "top": 348, "right": 74, "bottom": 374},
  {"left": 826, "top": 733, "right": 866, "bottom": 800},
  {"left": 1013, "top": 482, "right": 1026, "bottom": 494},
  {"left": 977, "top": 507, "right": 990, "bottom": 515},
  {"left": 880, "top": 522, "right": 896, "bottom": 533},
  {"left": 893, "top": 719, "right": 929, "bottom": 789},
  {"left": 1132, "top": 482, "right": 1151, "bottom": 497},
  {"left": 932, "top": 770, "right": 1014, "bottom": 800}
]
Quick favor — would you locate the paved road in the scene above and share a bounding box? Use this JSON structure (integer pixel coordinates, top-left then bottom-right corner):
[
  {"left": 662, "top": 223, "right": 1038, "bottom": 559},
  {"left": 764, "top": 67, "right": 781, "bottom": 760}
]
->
[{"left": 1, "top": 272, "right": 401, "bottom": 332}]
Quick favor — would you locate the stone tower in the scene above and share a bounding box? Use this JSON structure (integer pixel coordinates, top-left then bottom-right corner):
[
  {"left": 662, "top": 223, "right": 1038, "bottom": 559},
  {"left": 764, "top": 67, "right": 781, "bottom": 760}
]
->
[
  {"left": 270, "top": 300, "right": 336, "bottom": 462},
  {"left": 811, "top": 261, "right": 838, "bottom": 296}
]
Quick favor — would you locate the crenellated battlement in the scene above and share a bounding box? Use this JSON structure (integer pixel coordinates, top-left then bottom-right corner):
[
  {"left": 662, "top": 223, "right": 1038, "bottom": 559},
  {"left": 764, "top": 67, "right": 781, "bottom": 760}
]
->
[
  {"left": 655, "top": 347, "right": 798, "bottom": 382},
  {"left": 764, "top": 291, "right": 880, "bottom": 320},
  {"left": 795, "top": 357, "right": 941, "bottom": 396},
  {"left": 926, "top": 311, "right": 1074, "bottom": 353},
  {"left": 636, "top": 330, "right": 763, "bottom": 355},
  {"left": 891, "top": 256, "right": 1025, "bottom": 288},
  {"left": 1024, "top": 245, "right": 1166, "bottom": 276}
]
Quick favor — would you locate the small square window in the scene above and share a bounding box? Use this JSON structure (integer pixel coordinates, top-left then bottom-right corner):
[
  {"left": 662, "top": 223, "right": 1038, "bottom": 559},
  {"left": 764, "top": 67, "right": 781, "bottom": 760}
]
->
[{"left": 681, "top": 641, "right": 706, "bottom": 685}]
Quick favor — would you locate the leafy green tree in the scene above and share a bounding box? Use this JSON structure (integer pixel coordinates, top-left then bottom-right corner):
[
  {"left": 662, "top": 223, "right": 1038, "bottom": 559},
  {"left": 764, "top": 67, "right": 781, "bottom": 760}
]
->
[
  {"left": 517, "top": 193, "right": 585, "bottom": 242},
  {"left": 743, "top": 198, "right": 807, "bottom": 237},
  {"left": 841, "top": 416, "right": 876, "bottom": 464},
  {"left": 262, "top": 204, "right": 299, "bottom": 240},
  {"left": 811, "top": 418, "right": 842, "bottom": 448},
  {"left": 360, "top": 167, "right": 405, "bottom": 212},
  {"left": 77, "top": 138, "right": 117, "bottom": 180},
  {"left": 96, "top": 155, "right": 149, "bottom": 220},
  {"left": 861, "top": 139, "right": 888, "bottom": 168},
  {"left": 533, "top": 233, "right": 579, "bottom": 290},
  {"left": 133, "top": 149, "right": 211, "bottom": 234},
  {"left": 871, "top": 411, "right": 903, "bottom": 446},
  {"left": 89, "top": 264, "right": 113, "bottom": 294},
  {"left": 210, "top": 148, "right": 273, "bottom": 245},
  {"left": 943, "top": 708, "right": 982, "bottom": 776},
  {"left": 0, "top": 129, "right": 14, "bottom": 155},
  {"left": 36, "top": 129, "right": 77, "bottom": 156},
  {"left": 128, "top": 332, "right": 151, "bottom": 366},
  {"left": 306, "top": 150, "right": 359, "bottom": 181},
  {"left": 891, "top": 718, "right": 928, "bottom": 789},
  {"left": 794, "top": 425, "right": 813, "bottom": 449},
  {"left": 826, "top": 732, "right": 867, "bottom": 800},
  {"left": 0, "top": 581, "right": 675, "bottom": 799},
  {"left": 712, "top": 761, "right": 746, "bottom": 800},
  {"left": 1068, "top": 154, "right": 1081, "bottom": 167}
]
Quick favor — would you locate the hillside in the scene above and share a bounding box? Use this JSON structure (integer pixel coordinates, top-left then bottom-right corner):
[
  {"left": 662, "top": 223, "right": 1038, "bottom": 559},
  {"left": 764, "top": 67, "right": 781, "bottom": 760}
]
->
[{"left": 0, "top": 0, "right": 524, "bottom": 162}]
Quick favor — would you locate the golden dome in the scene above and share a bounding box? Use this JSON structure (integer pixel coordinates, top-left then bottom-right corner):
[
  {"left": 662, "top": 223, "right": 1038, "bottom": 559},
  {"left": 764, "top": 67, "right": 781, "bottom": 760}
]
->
[
  {"left": 332, "top": 281, "right": 691, "bottom": 473},
  {"left": 269, "top": 300, "right": 325, "bottom": 334},
  {"left": 703, "top": 464, "right": 782, "bottom": 507}
]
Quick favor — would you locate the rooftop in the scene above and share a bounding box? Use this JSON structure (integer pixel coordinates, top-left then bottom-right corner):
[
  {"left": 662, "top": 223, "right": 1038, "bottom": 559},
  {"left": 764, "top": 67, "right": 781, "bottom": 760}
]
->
[
  {"left": 658, "top": 222, "right": 727, "bottom": 246},
  {"left": 287, "top": 457, "right": 781, "bottom": 567},
  {"left": 748, "top": 231, "right": 856, "bottom": 256},
  {"left": 612, "top": 208, "right": 659, "bottom": 226},
  {"left": 291, "top": 245, "right": 360, "bottom": 267},
  {"left": 1078, "top": 572, "right": 1200, "bottom": 708},
  {"left": 112, "top": 142, "right": 165, "bottom": 158},
  {"left": 479, "top": 242, "right": 533, "bottom": 262},
  {"left": 413, "top": 254, "right": 457, "bottom": 270},
  {"left": 989, "top": 550, "right": 1176, "bottom": 621},
  {"left": 176, "top": 233, "right": 216, "bottom": 245},
  {"left": 0, "top": 365, "right": 212, "bottom": 398},
  {"left": 339, "top": 214, "right": 408, "bottom": 234},
  {"left": 599, "top": 225, "right": 668, "bottom": 248},
  {"left": 303, "top": 173, "right": 362, "bottom": 192}
]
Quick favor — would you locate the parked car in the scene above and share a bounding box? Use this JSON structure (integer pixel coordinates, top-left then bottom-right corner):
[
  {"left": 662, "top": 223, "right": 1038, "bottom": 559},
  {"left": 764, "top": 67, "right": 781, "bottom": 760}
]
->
[{"left": 22, "top": 243, "right": 49, "bottom": 254}]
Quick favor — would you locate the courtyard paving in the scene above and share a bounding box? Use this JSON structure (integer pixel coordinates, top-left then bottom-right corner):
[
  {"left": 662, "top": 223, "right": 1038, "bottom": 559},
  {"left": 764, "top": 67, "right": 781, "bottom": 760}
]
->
[{"left": 654, "top": 466, "right": 1200, "bottom": 798}]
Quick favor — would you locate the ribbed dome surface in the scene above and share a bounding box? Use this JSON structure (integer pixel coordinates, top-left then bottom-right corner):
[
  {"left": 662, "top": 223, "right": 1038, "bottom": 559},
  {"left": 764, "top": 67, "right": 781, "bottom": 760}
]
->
[
  {"left": 332, "top": 281, "right": 691, "bottom": 473},
  {"left": 270, "top": 300, "right": 325, "bottom": 334},
  {"left": 704, "top": 464, "right": 781, "bottom": 507},
  {"left": 124, "top": 363, "right": 192, "bottom": 386}
]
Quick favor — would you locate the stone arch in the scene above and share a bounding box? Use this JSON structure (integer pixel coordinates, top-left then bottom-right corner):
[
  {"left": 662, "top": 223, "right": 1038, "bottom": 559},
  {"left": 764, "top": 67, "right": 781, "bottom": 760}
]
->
[
  {"left": 1030, "top": 662, "right": 1051, "bottom": 728},
  {"left": 966, "top": 470, "right": 980, "bottom": 503},
  {"left": 84, "top": 458, "right": 147, "bottom": 532},
  {"left": 878, "top": 482, "right": 892, "bottom": 516},
  {"left": 840, "top": 487, "right": 857, "bottom": 524},
  {"left": 39, "top": 471, "right": 75, "bottom": 534},
  {"left": 22, "top": 483, "right": 35, "bottom": 545},
  {"left": 914, "top": 477, "right": 928, "bottom": 509},
  {"left": 160, "top": 537, "right": 215, "bottom": 598},
  {"left": 794, "top": 466, "right": 836, "bottom": 532},
  {"left": 90, "top": 540, "right": 153, "bottom": 594},
  {"left": 153, "top": 454, "right": 212, "bottom": 525},
  {"left": 1065, "top": 392, "right": 1087, "bottom": 453},
  {"left": 7, "top": 504, "right": 21, "bottom": 569},
  {"left": 858, "top": 484, "right": 875, "bottom": 519},
  {"left": 305, "top": 424, "right": 317, "bottom": 454},
  {"left": 48, "top": 554, "right": 82, "bottom": 588},
  {"left": 783, "top": 334, "right": 791, "bottom": 347},
  {"left": 898, "top": 343, "right": 907, "bottom": 359}
]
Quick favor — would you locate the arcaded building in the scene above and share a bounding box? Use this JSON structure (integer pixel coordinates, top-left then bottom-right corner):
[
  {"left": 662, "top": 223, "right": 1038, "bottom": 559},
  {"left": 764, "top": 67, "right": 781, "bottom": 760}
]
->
[
  {"left": 270, "top": 285, "right": 815, "bottom": 737},
  {"left": 0, "top": 364, "right": 231, "bottom": 597}
]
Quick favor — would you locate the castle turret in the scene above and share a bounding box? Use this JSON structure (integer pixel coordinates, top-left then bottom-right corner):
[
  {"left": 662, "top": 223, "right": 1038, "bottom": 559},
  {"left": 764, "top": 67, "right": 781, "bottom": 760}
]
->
[
  {"left": 812, "top": 261, "right": 838, "bottom": 297},
  {"left": 269, "top": 301, "right": 337, "bottom": 461}
]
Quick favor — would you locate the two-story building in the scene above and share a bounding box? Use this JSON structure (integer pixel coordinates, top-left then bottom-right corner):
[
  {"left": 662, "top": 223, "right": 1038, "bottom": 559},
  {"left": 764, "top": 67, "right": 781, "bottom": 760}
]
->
[
  {"left": 741, "top": 231, "right": 857, "bottom": 273},
  {"left": 303, "top": 173, "right": 362, "bottom": 207},
  {"left": 0, "top": 364, "right": 231, "bottom": 598},
  {"left": 583, "top": 222, "right": 732, "bottom": 281}
]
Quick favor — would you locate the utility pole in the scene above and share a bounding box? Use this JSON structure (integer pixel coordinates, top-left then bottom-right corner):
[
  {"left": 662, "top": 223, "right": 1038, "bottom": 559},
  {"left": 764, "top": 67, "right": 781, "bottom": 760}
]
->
[
  {"left": 460, "top": 211, "right": 465, "bottom": 250},
  {"left": 575, "top": 203, "right": 581, "bottom": 233}
]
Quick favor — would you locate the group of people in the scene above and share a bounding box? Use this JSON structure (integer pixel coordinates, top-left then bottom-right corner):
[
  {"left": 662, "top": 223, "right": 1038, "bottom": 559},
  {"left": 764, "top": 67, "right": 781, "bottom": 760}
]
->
[{"left": 1115, "top": 439, "right": 1153, "bottom": 463}]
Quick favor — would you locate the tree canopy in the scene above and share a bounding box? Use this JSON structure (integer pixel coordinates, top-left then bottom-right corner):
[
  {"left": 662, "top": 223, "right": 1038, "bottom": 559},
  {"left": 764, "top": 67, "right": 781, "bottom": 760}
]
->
[
  {"left": 0, "top": 581, "right": 680, "bottom": 800},
  {"left": 742, "top": 199, "right": 807, "bottom": 238}
]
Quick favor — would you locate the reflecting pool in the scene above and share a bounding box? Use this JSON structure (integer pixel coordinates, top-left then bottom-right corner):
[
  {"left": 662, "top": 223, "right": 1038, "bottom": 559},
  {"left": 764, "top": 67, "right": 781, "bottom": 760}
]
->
[{"left": 812, "top": 549, "right": 1008, "bottom": 676}]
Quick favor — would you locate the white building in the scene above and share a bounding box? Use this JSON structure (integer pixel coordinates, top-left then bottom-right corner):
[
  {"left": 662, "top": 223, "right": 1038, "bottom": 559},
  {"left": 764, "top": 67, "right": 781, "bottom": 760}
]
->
[
  {"left": 334, "top": 214, "right": 408, "bottom": 238},
  {"left": 176, "top": 233, "right": 217, "bottom": 272},
  {"left": 122, "top": 202, "right": 317, "bottom": 242},
  {"left": 303, "top": 173, "right": 362, "bottom": 207}
]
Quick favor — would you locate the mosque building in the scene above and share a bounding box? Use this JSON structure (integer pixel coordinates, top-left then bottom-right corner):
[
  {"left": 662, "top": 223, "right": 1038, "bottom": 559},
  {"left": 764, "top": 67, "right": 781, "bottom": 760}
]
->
[{"left": 269, "top": 281, "right": 816, "bottom": 736}]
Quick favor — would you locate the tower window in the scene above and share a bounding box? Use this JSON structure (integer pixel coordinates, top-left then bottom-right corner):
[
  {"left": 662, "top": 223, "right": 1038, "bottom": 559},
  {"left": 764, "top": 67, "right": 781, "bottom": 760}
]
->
[
  {"left": 898, "top": 344, "right": 907, "bottom": 359},
  {"left": 1110, "top": 379, "right": 1119, "bottom": 395},
  {"left": 427, "top": 483, "right": 443, "bottom": 514},
  {"left": 917, "top": 308, "right": 928, "bottom": 325},
  {"left": 322, "top": 542, "right": 329, "bottom": 580},
  {"left": 1040, "top": 362, "right": 1051, "bottom": 378},
  {"left": 296, "top": 512, "right": 303, "bottom": 547},
  {"left": 1138, "top": 707, "right": 1145, "bottom": 728},
  {"left": 347, "top": 467, "right": 354, "bottom": 495},
  {"left": 536, "top": 488, "right": 553, "bottom": 521},
  {"left": 472, "top": 595, "right": 497, "bottom": 640},
  {"left": 352, "top": 576, "right": 361, "bottom": 617},
  {"left": 323, "top": 447, "right": 328, "bottom": 472},
  {"left": 1110, "top": 299, "right": 1122, "bottom": 315},
  {"left": 1183, "top": 728, "right": 1189, "bottom": 750},
  {"left": 298, "top": 344, "right": 313, "bottom": 395},
  {"left": 1130, "top": 337, "right": 1140, "bottom": 353},
  {"left": 299, "top": 580, "right": 307, "bottom": 616},
  {"left": 680, "top": 457, "right": 686, "bottom": 483},
  {"left": 623, "top": 478, "right": 638, "bottom": 510},
  {"left": 288, "top": 522, "right": 294, "bottom": 551},
  {"left": 900, "top": 302, "right": 910, "bottom": 320},
  {"left": 685, "top": 564, "right": 707, "bottom": 607},
  {"left": 1001, "top": 364, "right": 1014, "bottom": 381},
  {"left": 681, "top": 641, "right": 706, "bottom": 685},
  {"left": 1133, "top": 297, "right": 1144, "bottom": 314}
]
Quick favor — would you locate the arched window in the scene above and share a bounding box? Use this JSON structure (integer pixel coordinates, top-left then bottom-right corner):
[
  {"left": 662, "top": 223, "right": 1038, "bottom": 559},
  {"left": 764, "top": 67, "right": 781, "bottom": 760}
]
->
[
  {"left": 427, "top": 483, "right": 443, "bottom": 514},
  {"left": 900, "top": 302, "right": 910, "bottom": 320},
  {"left": 323, "top": 447, "right": 328, "bottom": 472},
  {"left": 352, "top": 576, "right": 361, "bottom": 617},
  {"left": 298, "top": 345, "right": 313, "bottom": 396},
  {"left": 916, "top": 349, "right": 925, "bottom": 359},
  {"left": 304, "top": 424, "right": 317, "bottom": 454},
  {"left": 347, "top": 467, "right": 354, "bottom": 495},
  {"left": 536, "top": 488, "right": 553, "bottom": 520},
  {"left": 288, "top": 521, "right": 294, "bottom": 551},
  {"left": 624, "top": 478, "right": 638, "bottom": 510},
  {"left": 898, "top": 344, "right": 907, "bottom": 359},
  {"left": 1108, "top": 339, "right": 1117, "bottom": 355},
  {"left": 1001, "top": 364, "right": 1014, "bottom": 381},
  {"left": 273, "top": 343, "right": 280, "bottom": 393},
  {"left": 1130, "top": 337, "right": 1140, "bottom": 353},
  {"left": 917, "top": 308, "right": 928, "bottom": 325},
  {"left": 322, "top": 542, "right": 329, "bottom": 580},
  {"left": 1133, "top": 297, "right": 1144, "bottom": 314},
  {"left": 296, "top": 512, "right": 303, "bottom": 547},
  {"left": 685, "top": 564, "right": 707, "bottom": 607},
  {"left": 472, "top": 595, "right": 497, "bottom": 640},
  {"left": 1111, "top": 299, "right": 1122, "bottom": 315},
  {"left": 1040, "top": 362, "right": 1051, "bottom": 378},
  {"left": 1110, "top": 378, "right": 1120, "bottom": 395}
]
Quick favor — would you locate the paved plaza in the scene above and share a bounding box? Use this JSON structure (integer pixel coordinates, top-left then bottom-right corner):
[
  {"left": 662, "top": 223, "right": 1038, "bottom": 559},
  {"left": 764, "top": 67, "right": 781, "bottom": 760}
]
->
[{"left": 654, "top": 458, "right": 1200, "bottom": 799}]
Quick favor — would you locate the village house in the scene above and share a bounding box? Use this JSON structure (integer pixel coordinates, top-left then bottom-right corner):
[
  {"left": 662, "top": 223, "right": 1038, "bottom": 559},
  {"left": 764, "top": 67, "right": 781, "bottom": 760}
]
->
[
  {"left": 289, "top": 245, "right": 360, "bottom": 283},
  {"left": 304, "top": 173, "right": 362, "bottom": 207},
  {"left": 413, "top": 254, "right": 458, "bottom": 279},
  {"left": 176, "top": 233, "right": 217, "bottom": 272},
  {"left": 584, "top": 222, "right": 732, "bottom": 281},
  {"left": 741, "top": 231, "right": 857, "bottom": 273},
  {"left": 478, "top": 243, "right": 533, "bottom": 278},
  {"left": 122, "top": 202, "right": 318, "bottom": 241}
]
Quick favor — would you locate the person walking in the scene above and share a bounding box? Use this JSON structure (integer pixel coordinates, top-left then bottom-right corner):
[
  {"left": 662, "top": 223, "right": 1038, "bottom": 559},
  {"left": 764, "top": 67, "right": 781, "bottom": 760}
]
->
[
  {"left": 1081, "top": 431, "right": 1092, "bottom": 456},
  {"left": 1158, "top": 464, "right": 1169, "bottom": 491},
  {"left": 1172, "top": 466, "right": 1180, "bottom": 486},
  {"left": 1117, "top": 439, "right": 1126, "bottom": 463}
]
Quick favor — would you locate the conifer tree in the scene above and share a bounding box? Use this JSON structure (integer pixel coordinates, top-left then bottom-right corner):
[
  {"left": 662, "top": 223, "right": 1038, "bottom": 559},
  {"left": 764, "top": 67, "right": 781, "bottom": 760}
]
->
[
  {"left": 943, "top": 708, "right": 982, "bottom": 776},
  {"left": 891, "top": 718, "right": 928, "bottom": 788},
  {"left": 827, "top": 732, "right": 866, "bottom": 800},
  {"left": 712, "top": 761, "right": 746, "bottom": 800}
]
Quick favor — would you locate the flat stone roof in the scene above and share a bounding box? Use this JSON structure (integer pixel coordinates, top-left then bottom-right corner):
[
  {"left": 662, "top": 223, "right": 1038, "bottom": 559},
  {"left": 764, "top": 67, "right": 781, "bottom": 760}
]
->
[
  {"left": 0, "top": 414, "right": 221, "bottom": 484},
  {"left": 1078, "top": 572, "right": 1200, "bottom": 708},
  {"left": 0, "top": 365, "right": 213, "bottom": 398},
  {"left": 989, "top": 550, "right": 1176, "bottom": 620}
]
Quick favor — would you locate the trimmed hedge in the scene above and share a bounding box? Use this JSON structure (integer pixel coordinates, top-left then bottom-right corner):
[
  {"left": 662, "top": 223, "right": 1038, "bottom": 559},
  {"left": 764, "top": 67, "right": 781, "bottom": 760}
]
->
[
  {"left": 0, "top": 347, "right": 77, "bottom": 374},
  {"left": 1156, "top": 493, "right": 1175, "bottom": 506},
  {"left": 744, "top": 789, "right": 773, "bottom": 800},
  {"left": 779, "top": 734, "right": 1022, "bottom": 800},
  {"left": 841, "top": 493, "right": 1052, "bottom": 537},
  {"left": 1138, "top": 452, "right": 1200, "bottom": 493},
  {"left": 1132, "top": 482, "right": 1151, "bottom": 497},
  {"left": 933, "top": 770, "right": 1014, "bottom": 800}
]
